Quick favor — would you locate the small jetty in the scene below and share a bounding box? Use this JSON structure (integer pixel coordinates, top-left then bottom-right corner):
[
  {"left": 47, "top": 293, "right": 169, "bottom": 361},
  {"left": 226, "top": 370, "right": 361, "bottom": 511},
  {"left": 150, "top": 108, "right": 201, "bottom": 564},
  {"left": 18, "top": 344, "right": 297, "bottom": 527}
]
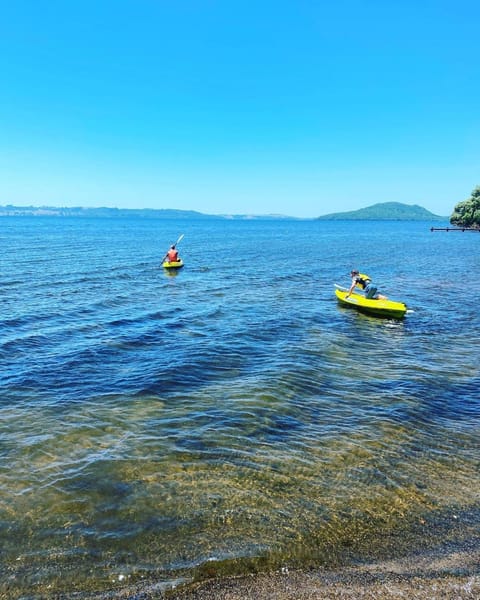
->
[{"left": 431, "top": 227, "right": 480, "bottom": 232}]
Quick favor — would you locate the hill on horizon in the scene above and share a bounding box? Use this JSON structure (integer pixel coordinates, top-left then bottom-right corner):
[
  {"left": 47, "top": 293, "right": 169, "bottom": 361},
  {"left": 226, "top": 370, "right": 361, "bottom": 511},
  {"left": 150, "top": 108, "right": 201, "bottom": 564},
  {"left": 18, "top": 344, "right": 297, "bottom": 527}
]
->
[
  {"left": 0, "top": 202, "right": 448, "bottom": 221},
  {"left": 317, "top": 202, "right": 447, "bottom": 221},
  {"left": 0, "top": 205, "right": 296, "bottom": 220}
]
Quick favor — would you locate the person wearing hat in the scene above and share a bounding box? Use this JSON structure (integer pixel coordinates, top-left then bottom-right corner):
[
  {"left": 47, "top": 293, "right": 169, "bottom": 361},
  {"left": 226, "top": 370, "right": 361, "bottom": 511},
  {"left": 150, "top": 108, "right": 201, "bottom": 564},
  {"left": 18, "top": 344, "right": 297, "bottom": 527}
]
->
[{"left": 346, "top": 270, "right": 387, "bottom": 300}]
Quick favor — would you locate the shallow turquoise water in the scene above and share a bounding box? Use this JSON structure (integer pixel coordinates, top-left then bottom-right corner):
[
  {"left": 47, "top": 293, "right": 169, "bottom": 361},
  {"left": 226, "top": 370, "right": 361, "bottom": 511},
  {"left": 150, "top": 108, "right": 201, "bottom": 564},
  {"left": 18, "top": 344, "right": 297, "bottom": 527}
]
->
[{"left": 1, "top": 217, "right": 479, "bottom": 596}]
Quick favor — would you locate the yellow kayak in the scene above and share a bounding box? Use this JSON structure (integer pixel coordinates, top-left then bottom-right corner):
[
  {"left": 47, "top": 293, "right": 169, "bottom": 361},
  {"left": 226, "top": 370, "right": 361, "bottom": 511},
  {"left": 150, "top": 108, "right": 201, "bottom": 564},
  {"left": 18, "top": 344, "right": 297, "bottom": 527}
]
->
[
  {"left": 335, "top": 287, "right": 407, "bottom": 319},
  {"left": 162, "top": 259, "right": 184, "bottom": 269}
]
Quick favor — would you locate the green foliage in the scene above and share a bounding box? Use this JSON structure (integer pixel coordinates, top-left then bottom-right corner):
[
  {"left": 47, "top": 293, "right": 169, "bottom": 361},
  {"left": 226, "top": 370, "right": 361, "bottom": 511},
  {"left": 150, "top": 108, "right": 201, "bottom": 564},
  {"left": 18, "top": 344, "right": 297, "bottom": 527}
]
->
[{"left": 450, "top": 186, "right": 480, "bottom": 228}]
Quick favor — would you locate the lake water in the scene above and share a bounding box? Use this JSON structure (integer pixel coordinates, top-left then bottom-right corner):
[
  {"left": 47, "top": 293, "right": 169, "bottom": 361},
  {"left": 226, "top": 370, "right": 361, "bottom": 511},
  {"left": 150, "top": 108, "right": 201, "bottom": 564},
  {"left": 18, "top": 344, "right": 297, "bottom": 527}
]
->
[{"left": 1, "top": 217, "right": 479, "bottom": 597}]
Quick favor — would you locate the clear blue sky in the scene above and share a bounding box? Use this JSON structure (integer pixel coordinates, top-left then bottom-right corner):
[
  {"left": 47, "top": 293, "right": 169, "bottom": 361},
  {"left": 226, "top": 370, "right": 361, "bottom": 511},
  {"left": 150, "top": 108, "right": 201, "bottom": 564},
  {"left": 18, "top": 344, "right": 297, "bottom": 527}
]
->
[{"left": 1, "top": 0, "right": 479, "bottom": 217}]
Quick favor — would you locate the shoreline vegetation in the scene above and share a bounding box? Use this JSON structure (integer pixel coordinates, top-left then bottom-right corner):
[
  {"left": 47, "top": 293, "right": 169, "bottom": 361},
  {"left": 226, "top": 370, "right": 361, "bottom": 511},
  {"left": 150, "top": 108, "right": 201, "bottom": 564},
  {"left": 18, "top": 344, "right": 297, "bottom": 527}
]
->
[
  {"left": 450, "top": 186, "right": 480, "bottom": 229},
  {"left": 0, "top": 201, "right": 448, "bottom": 221}
]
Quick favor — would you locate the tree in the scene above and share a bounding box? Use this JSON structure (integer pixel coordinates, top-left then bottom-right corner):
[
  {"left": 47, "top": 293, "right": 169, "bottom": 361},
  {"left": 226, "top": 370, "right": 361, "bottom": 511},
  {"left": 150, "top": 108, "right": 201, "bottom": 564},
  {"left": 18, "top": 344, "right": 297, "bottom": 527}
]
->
[{"left": 450, "top": 186, "right": 480, "bottom": 228}]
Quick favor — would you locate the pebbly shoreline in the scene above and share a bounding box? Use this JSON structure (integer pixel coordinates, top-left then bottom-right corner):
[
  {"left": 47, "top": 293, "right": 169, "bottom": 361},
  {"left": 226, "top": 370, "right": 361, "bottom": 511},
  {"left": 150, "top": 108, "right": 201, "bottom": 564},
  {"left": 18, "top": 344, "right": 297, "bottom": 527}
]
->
[
  {"left": 89, "top": 546, "right": 480, "bottom": 599},
  {"left": 164, "top": 551, "right": 480, "bottom": 599}
]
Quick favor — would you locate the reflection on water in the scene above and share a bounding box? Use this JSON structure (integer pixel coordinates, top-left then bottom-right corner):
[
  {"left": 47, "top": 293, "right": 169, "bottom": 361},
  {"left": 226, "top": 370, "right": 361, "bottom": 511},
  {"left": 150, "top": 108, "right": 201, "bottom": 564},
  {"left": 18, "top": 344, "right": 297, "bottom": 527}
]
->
[{"left": 0, "top": 218, "right": 479, "bottom": 596}]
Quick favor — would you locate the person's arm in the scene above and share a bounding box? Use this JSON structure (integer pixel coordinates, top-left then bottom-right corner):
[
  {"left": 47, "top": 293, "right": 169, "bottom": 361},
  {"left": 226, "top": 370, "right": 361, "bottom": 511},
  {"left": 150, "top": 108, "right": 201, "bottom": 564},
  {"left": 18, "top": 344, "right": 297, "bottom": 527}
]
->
[{"left": 345, "top": 279, "right": 356, "bottom": 298}]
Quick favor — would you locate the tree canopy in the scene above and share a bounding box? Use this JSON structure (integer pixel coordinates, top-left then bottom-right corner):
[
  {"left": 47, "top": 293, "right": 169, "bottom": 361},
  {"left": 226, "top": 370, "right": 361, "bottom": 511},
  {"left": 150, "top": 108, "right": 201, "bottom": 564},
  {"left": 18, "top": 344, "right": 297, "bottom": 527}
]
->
[{"left": 450, "top": 186, "right": 480, "bottom": 228}]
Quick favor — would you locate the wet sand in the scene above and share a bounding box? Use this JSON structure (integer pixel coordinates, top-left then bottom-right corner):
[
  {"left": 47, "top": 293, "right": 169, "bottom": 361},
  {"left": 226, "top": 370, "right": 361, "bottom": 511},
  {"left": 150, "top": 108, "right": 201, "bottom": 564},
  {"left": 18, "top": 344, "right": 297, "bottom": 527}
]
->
[
  {"left": 164, "top": 551, "right": 480, "bottom": 599},
  {"left": 167, "top": 573, "right": 479, "bottom": 599},
  {"left": 99, "top": 547, "right": 479, "bottom": 599}
]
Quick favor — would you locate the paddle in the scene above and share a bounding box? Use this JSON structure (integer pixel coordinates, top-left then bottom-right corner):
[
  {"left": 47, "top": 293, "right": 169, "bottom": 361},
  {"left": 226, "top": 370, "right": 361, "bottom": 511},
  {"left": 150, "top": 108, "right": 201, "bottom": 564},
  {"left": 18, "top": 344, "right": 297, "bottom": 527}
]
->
[
  {"left": 174, "top": 233, "right": 185, "bottom": 247},
  {"left": 162, "top": 234, "right": 184, "bottom": 262}
]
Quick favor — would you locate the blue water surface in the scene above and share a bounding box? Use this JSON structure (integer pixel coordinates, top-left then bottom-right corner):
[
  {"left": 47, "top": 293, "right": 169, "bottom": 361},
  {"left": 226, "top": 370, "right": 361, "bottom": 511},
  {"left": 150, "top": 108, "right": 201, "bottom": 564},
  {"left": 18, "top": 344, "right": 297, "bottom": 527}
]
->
[{"left": 1, "top": 217, "right": 479, "bottom": 596}]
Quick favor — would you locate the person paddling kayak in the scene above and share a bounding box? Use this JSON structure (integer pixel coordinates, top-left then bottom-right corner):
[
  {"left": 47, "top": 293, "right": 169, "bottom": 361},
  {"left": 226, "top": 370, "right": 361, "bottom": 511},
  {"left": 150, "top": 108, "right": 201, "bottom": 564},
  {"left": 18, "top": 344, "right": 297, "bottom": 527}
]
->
[
  {"left": 165, "top": 245, "right": 179, "bottom": 263},
  {"left": 162, "top": 234, "right": 184, "bottom": 266},
  {"left": 346, "top": 270, "right": 387, "bottom": 300}
]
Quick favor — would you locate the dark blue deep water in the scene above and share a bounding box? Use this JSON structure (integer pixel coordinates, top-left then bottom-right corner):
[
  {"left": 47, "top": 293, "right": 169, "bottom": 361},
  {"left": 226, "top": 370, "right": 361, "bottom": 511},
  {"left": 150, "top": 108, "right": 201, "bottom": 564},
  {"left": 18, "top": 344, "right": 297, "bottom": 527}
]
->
[{"left": 1, "top": 217, "right": 479, "bottom": 596}]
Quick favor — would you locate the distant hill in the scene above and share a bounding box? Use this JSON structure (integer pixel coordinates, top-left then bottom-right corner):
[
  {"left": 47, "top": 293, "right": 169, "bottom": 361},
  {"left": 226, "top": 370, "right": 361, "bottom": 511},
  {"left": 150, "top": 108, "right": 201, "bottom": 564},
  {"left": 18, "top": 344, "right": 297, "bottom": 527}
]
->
[
  {"left": 0, "top": 205, "right": 216, "bottom": 219},
  {"left": 317, "top": 202, "right": 447, "bottom": 221},
  {"left": 0, "top": 202, "right": 448, "bottom": 221},
  {"left": 0, "top": 205, "right": 296, "bottom": 220}
]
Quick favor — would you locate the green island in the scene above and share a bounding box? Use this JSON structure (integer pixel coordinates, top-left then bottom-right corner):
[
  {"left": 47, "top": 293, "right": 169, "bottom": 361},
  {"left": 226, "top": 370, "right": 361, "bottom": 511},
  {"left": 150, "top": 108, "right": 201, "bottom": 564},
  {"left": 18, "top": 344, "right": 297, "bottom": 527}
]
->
[{"left": 316, "top": 202, "right": 447, "bottom": 221}]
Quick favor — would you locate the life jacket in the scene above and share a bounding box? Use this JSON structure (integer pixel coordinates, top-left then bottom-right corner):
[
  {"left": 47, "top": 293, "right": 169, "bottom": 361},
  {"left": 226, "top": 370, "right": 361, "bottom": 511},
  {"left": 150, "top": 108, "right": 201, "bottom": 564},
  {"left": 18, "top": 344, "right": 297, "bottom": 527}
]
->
[
  {"left": 167, "top": 248, "right": 178, "bottom": 262},
  {"left": 355, "top": 276, "right": 371, "bottom": 290}
]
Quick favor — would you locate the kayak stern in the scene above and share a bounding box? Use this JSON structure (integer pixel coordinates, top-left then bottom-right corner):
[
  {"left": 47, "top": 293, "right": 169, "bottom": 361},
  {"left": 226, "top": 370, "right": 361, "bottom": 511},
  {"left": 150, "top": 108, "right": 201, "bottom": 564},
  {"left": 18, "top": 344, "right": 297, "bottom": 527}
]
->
[{"left": 162, "top": 259, "right": 184, "bottom": 269}]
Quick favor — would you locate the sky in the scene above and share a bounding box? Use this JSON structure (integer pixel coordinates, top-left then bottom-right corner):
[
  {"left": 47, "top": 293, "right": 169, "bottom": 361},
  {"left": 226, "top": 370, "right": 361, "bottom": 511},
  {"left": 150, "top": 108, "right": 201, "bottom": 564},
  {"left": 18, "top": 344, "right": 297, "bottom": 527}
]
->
[{"left": 0, "top": 0, "right": 479, "bottom": 218}]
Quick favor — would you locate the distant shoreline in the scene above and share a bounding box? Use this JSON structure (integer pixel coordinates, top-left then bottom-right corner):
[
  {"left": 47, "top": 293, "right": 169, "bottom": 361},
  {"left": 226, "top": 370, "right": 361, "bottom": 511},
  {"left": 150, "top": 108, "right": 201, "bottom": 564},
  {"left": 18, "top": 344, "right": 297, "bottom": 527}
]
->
[
  {"left": 0, "top": 205, "right": 297, "bottom": 220},
  {"left": 0, "top": 203, "right": 449, "bottom": 221}
]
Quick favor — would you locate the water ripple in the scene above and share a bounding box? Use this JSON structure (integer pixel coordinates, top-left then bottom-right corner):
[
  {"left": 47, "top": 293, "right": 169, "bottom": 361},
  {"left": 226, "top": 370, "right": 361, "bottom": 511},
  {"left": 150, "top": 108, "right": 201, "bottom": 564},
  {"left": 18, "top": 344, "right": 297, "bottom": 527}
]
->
[{"left": 1, "top": 218, "right": 479, "bottom": 596}]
